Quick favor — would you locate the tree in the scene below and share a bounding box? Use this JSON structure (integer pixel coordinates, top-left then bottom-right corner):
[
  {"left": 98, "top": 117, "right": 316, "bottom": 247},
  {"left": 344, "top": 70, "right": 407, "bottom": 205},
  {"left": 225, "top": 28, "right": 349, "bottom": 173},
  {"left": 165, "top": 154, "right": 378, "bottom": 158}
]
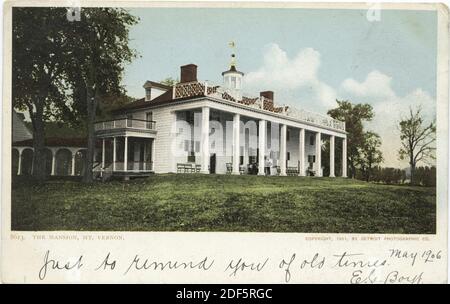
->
[
  {"left": 398, "top": 107, "right": 436, "bottom": 184},
  {"left": 65, "top": 8, "right": 138, "bottom": 183},
  {"left": 357, "top": 131, "right": 383, "bottom": 181},
  {"left": 12, "top": 8, "right": 72, "bottom": 181},
  {"left": 328, "top": 100, "right": 374, "bottom": 178},
  {"left": 414, "top": 166, "right": 436, "bottom": 187},
  {"left": 160, "top": 77, "right": 178, "bottom": 86},
  {"left": 97, "top": 93, "right": 135, "bottom": 120}
]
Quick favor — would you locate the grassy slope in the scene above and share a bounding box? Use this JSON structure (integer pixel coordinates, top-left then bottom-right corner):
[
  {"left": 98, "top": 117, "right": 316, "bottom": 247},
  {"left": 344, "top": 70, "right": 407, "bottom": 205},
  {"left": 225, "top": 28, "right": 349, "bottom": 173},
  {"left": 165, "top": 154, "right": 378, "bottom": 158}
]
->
[{"left": 11, "top": 175, "right": 436, "bottom": 233}]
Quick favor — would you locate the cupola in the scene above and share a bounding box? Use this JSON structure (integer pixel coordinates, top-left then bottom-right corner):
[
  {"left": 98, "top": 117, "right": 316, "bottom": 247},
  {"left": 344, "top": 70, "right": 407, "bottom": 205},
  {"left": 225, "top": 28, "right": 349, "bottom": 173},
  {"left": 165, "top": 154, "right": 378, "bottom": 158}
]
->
[{"left": 222, "top": 43, "right": 244, "bottom": 100}]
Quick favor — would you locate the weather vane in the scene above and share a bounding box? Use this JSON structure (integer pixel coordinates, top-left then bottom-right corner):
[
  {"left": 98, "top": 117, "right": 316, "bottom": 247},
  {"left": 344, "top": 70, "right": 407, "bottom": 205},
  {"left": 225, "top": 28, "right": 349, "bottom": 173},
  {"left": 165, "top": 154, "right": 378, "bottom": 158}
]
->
[{"left": 228, "top": 41, "right": 236, "bottom": 67}]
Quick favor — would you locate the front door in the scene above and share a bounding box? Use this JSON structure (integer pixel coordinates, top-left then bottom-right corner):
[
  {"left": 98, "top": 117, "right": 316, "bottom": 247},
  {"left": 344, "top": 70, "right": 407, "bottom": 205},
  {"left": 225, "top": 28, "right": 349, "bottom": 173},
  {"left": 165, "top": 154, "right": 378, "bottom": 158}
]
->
[{"left": 210, "top": 153, "right": 216, "bottom": 174}]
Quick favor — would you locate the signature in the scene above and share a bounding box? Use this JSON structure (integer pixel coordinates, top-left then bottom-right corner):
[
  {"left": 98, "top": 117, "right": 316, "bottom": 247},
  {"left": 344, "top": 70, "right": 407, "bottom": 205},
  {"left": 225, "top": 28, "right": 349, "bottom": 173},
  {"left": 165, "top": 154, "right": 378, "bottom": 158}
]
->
[{"left": 351, "top": 269, "right": 424, "bottom": 284}]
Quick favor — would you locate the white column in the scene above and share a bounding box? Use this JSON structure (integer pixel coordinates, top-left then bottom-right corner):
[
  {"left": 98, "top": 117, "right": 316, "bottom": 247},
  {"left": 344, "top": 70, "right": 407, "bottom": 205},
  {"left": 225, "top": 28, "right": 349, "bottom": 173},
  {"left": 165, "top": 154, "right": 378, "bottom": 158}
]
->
[
  {"left": 330, "top": 135, "right": 335, "bottom": 177},
  {"left": 243, "top": 137, "right": 247, "bottom": 169},
  {"left": 279, "top": 124, "right": 287, "bottom": 176},
  {"left": 200, "top": 106, "right": 210, "bottom": 174},
  {"left": 315, "top": 132, "right": 322, "bottom": 177},
  {"left": 342, "top": 137, "right": 347, "bottom": 178},
  {"left": 170, "top": 111, "right": 177, "bottom": 173},
  {"left": 17, "top": 149, "right": 23, "bottom": 175},
  {"left": 298, "top": 129, "right": 305, "bottom": 176},
  {"left": 258, "top": 120, "right": 266, "bottom": 175},
  {"left": 51, "top": 149, "right": 56, "bottom": 176},
  {"left": 71, "top": 152, "right": 76, "bottom": 176},
  {"left": 102, "top": 138, "right": 106, "bottom": 170},
  {"left": 113, "top": 137, "right": 117, "bottom": 171},
  {"left": 124, "top": 136, "right": 128, "bottom": 172},
  {"left": 143, "top": 141, "right": 147, "bottom": 171},
  {"left": 152, "top": 139, "right": 156, "bottom": 171},
  {"left": 232, "top": 113, "right": 240, "bottom": 174}
]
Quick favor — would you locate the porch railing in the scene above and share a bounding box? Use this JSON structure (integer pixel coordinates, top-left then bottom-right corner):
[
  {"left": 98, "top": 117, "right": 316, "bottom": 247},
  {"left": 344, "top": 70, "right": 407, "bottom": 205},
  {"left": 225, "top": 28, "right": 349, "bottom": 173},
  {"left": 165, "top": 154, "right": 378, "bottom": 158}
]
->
[
  {"left": 285, "top": 107, "right": 346, "bottom": 131},
  {"left": 94, "top": 118, "right": 156, "bottom": 132},
  {"left": 112, "top": 161, "right": 154, "bottom": 172},
  {"left": 173, "top": 81, "right": 345, "bottom": 131}
]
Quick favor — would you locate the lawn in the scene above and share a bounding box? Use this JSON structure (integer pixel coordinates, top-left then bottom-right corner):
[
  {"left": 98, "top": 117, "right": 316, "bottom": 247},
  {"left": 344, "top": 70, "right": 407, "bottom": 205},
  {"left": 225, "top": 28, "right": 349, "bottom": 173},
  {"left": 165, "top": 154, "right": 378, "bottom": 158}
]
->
[{"left": 11, "top": 174, "right": 436, "bottom": 233}]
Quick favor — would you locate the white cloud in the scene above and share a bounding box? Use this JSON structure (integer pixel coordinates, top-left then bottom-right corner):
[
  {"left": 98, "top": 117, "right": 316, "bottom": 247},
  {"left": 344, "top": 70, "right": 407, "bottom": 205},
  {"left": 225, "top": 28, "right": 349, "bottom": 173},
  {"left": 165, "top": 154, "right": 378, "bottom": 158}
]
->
[
  {"left": 339, "top": 72, "right": 436, "bottom": 168},
  {"left": 245, "top": 44, "right": 436, "bottom": 167},
  {"left": 341, "top": 70, "right": 397, "bottom": 100},
  {"left": 244, "top": 44, "right": 436, "bottom": 168},
  {"left": 244, "top": 43, "right": 336, "bottom": 110}
]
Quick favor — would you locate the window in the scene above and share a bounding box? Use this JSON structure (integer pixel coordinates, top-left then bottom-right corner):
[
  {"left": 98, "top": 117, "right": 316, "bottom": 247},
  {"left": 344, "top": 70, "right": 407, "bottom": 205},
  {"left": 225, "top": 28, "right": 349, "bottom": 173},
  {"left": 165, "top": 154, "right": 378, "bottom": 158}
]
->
[
  {"left": 270, "top": 151, "right": 280, "bottom": 160},
  {"left": 145, "top": 88, "right": 151, "bottom": 101},
  {"left": 310, "top": 135, "right": 315, "bottom": 145},
  {"left": 146, "top": 112, "right": 153, "bottom": 129},
  {"left": 184, "top": 140, "right": 198, "bottom": 152},
  {"left": 211, "top": 111, "right": 220, "bottom": 121},
  {"left": 186, "top": 111, "right": 194, "bottom": 124},
  {"left": 126, "top": 114, "right": 133, "bottom": 127},
  {"left": 194, "top": 113, "right": 200, "bottom": 126},
  {"left": 231, "top": 77, "right": 236, "bottom": 88},
  {"left": 287, "top": 152, "right": 290, "bottom": 161},
  {"left": 287, "top": 130, "right": 290, "bottom": 141},
  {"left": 245, "top": 129, "right": 250, "bottom": 150}
]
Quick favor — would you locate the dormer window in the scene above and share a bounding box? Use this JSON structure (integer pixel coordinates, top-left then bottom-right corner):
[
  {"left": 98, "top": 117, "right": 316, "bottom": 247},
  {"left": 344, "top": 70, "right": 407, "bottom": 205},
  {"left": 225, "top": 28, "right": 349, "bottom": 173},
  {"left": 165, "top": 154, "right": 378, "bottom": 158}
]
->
[{"left": 143, "top": 81, "right": 170, "bottom": 101}]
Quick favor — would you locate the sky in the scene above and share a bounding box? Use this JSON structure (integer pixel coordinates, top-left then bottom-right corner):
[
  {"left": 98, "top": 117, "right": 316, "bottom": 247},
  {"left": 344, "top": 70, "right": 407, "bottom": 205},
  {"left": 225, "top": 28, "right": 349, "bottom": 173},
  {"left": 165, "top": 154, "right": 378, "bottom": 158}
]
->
[{"left": 122, "top": 8, "right": 437, "bottom": 168}]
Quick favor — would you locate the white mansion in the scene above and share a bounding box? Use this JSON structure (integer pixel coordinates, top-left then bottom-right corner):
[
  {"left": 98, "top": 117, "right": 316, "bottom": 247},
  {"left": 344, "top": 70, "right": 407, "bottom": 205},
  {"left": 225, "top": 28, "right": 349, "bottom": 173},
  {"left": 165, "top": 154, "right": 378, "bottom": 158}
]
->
[{"left": 94, "top": 60, "right": 348, "bottom": 179}]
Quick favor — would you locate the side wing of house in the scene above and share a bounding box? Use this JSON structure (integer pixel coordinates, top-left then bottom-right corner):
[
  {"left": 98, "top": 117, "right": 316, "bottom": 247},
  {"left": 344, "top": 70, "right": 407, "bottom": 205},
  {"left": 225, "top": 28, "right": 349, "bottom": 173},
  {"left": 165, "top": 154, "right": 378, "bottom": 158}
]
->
[
  {"left": 12, "top": 111, "right": 33, "bottom": 143},
  {"left": 123, "top": 107, "right": 176, "bottom": 174}
]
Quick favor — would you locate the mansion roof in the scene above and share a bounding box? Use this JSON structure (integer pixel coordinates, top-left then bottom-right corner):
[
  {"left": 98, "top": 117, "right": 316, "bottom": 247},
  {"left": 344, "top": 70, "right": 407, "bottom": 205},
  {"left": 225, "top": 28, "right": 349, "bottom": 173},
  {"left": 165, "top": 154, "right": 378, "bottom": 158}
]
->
[
  {"left": 111, "top": 63, "right": 346, "bottom": 132},
  {"left": 112, "top": 83, "right": 287, "bottom": 114}
]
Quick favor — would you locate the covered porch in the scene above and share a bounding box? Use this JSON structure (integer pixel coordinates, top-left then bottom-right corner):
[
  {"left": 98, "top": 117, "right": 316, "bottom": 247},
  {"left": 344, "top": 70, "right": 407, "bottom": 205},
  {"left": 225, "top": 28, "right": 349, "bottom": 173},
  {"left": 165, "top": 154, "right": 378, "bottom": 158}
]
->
[
  {"left": 172, "top": 106, "right": 347, "bottom": 177},
  {"left": 95, "top": 118, "right": 156, "bottom": 179}
]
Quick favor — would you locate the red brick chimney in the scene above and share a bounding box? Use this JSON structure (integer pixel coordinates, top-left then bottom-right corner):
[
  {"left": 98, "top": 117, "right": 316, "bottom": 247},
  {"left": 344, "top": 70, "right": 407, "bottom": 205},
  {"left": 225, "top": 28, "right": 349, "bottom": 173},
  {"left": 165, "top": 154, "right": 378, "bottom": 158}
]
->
[
  {"left": 260, "top": 91, "right": 274, "bottom": 101},
  {"left": 180, "top": 64, "right": 198, "bottom": 83}
]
